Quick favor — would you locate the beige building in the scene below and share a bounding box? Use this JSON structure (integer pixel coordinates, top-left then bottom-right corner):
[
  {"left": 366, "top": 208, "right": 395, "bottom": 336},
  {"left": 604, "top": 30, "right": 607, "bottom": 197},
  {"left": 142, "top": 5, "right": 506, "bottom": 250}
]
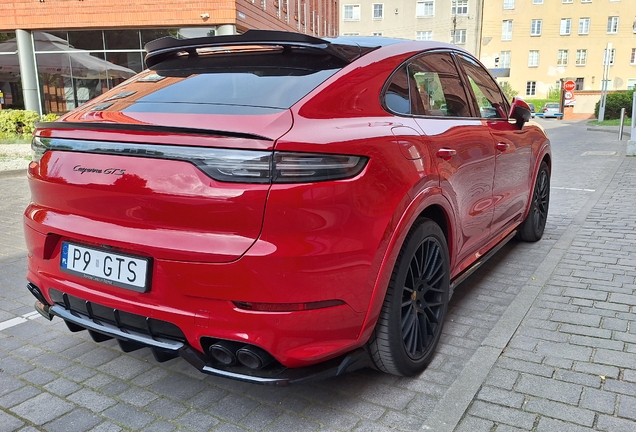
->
[
  {"left": 480, "top": 0, "right": 636, "bottom": 99},
  {"left": 338, "top": 0, "right": 483, "bottom": 55}
]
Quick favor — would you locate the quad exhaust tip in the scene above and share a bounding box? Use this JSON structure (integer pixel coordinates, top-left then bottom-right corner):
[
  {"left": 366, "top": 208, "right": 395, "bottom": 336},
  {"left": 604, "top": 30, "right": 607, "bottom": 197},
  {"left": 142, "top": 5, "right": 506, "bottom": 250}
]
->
[{"left": 208, "top": 340, "right": 275, "bottom": 370}]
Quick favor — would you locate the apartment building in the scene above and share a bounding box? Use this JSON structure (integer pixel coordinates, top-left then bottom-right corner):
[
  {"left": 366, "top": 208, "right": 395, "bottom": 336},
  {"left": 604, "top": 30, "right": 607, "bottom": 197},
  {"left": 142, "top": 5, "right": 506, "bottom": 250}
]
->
[
  {"left": 481, "top": 0, "right": 636, "bottom": 98},
  {"left": 0, "top": 0, "right": 337, "bottom": 115},
  {"left": 339, "top": 0, "right": 484, "bottom": 55}
]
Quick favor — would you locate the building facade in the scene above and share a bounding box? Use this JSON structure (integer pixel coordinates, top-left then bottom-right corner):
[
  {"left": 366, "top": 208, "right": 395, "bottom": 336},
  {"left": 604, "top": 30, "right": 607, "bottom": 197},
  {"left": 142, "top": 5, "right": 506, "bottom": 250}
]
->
[
  {"left": 338, "top": 0, "right": 483, "bottom": 55},
  {"left": 480, "top": 0, "right": 636, "bottom": 98},
  {"left": 0, "top": 0, "right": 338, "bottom": 114}
]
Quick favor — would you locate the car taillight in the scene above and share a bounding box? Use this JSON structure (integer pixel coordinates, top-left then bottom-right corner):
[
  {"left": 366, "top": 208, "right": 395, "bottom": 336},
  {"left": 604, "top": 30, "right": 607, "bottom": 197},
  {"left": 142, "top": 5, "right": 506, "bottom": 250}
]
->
[{"left": 30, "top": 136, "right": 367, "bottom": 184}]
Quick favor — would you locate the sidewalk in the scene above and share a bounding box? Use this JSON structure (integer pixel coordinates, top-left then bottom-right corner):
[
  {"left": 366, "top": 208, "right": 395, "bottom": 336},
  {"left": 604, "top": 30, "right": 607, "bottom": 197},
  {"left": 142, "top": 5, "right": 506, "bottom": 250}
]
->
[
  {"left": 1, "top": 120, "right": 635, "bottom": 431},
  {"left": 426, "top": 121, "right": 636, "bottom": 431}
]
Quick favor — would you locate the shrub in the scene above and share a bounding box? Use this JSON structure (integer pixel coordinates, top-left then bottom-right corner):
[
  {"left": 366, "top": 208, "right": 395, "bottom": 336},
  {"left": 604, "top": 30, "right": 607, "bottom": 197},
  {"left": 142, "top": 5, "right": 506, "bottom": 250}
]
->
[
  {"left": 594, "top": 90, "right": 635, "bottom": 120},
  {"left": 0, "top": 110, "right": 59, "bottom": 139}
]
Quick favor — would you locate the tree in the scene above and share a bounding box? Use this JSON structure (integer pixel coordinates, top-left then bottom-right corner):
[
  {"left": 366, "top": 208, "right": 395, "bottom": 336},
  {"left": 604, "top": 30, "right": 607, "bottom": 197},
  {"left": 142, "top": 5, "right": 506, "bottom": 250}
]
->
[{"left": 500, "top": 81, "right": 518, "bottom": 101}]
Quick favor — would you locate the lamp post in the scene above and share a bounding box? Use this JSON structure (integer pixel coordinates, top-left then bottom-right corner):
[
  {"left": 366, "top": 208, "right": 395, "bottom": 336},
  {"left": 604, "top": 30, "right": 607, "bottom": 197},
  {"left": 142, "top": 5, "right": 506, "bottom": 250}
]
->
[{"left": 598, "top": 42, "right": 612, "bottom": 122}]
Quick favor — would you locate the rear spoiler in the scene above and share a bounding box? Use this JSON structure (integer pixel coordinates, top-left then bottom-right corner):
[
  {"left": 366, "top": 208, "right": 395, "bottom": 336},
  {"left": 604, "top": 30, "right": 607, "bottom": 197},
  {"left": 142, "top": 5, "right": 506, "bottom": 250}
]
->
[{"left": 144, "top": 29, "right": 379, "bottom": 68}]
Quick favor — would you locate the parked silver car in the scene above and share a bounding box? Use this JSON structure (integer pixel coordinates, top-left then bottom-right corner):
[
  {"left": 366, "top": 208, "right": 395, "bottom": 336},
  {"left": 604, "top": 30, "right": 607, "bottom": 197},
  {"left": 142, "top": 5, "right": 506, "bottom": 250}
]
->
[{"left": 541, "top": 102, "right": 562, "bottom": 118}]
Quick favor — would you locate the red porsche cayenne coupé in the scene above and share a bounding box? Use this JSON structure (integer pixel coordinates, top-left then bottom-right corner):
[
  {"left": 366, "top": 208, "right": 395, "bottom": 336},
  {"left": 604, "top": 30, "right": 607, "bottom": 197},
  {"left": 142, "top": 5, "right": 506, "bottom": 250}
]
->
[{"left": 25, "top": 30, "right": 551, "bottom": 385}]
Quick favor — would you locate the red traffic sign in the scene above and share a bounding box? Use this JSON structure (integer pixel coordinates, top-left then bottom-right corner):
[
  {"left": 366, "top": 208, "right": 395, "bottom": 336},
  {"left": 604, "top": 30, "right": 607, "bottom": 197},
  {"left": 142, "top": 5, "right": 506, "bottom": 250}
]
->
[
  {"left": 564, "top": 80, "right": 576, "bottom": 92},
  {"left": 565, "top": 91, "right": 573, "bottom": 100}
]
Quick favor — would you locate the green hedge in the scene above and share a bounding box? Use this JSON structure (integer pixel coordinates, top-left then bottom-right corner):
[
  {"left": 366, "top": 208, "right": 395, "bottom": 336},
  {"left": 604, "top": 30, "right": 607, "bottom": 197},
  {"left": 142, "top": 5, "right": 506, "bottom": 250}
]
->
[
  {"left": 0, "top": 110, "right": 58, "bottom": 139},
  {"left": 594, "top": 90, "right": 635, "bottom": 120}
]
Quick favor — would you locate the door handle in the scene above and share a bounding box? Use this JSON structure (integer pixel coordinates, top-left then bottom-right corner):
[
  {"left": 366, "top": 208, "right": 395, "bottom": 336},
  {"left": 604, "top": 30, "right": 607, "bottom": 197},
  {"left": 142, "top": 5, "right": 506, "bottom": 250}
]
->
[
  {"left": 496, "top": 142, "right": 510, "bottom": 152},
  {"left": 437, "top": 148, "right": 456, "bottom": 161}
]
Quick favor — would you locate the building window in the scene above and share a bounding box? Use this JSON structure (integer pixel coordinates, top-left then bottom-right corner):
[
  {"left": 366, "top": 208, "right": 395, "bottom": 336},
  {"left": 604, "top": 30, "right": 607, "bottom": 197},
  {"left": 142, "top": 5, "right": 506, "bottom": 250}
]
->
[
  {"left": 531, "top": 19, "right": 542, "bottom": 36},
  {"left": 416, "top": 31, "right": 433, "bottom": 41},
  {"left": 372, "top": 4, "right": 384, "bottom": 19},
  {"left": 372, "top": 32, "right": 383, "bottom": 36},
  {"left": 526, "top": 81, "right": 536, "bottom": 96},
  {"left": 607, "top": 16, "right": 619, "bottom": 34},
  {"left": 560, "top": 18, "right": 572, "bottom": 35},
  {"left": 563, "top": 0, "right": 573, "bottom": 3},
  {"left": 503, "top": 0, "right": 514, "bottom": 9},
  {"left": 575, "top": 78, "right": 584, "bottom": 90},
  {"left": 627, "top": 79, "right": 636, "bottom": 90},
  {"left": 532, "top": 0, "right": 543, "bottom": 4},
  {"left": 557, "top": 49, "right": 569, "bottom": 66},
  {"left": 575, "top": 49, "right": 587, "bottom": 65},
  {"left": 502, "top": 20, "right": 513, "bottom": 40},
  {"left": 452, "top": 0, "right": 469, "bottom": 15},
  {"left": 451, "top": 29, "right": 467, "bottom": 44},
  {"left": 500, "top": 51, "right": 511, "bottom": 68},
  {"left": 579, "top": 18, "right": 590, "bottom": 34},
  {"left": 416, "top": 0, "right": 434, "bottom": 17},
  {"left": 631, "top": 48, "right": 636, "bottom": 64},
  {"left": 342, "top": 33, "right": 360, "bottom": 36},
  {"left": 343, "top": 4, "right": 361, "bottom": 20},
  {"left": 603, "top": 48, "right": 616, "bottom": 65},
  {"left": 528, "top": 50, "right": 539, "bottom": 67},
  {"left": 581, "top": 0, "right": 591, "bottom": 3}
]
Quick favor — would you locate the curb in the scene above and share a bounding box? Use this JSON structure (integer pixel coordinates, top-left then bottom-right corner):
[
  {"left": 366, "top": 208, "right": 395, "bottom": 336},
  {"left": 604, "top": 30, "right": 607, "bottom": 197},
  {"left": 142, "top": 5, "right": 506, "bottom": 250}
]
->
[
  {"left": 586, "top": 127, "right": 632, "bottom": 138},
  {"left": 0, "top": 169, "right": 26, "bottom": 179}
]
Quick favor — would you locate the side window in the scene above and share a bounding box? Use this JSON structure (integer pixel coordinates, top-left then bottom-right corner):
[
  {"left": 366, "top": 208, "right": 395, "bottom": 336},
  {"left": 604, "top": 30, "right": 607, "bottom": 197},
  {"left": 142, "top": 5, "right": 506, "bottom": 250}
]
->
[
  {"left": 456, "top": 54, "right": 509, "bottom": 119},
  {"left": 407, "top": 52, "right": 471, "bottom": 117},
  {"left": 384, "top": 66, "right": 412, "bottom": 115}
]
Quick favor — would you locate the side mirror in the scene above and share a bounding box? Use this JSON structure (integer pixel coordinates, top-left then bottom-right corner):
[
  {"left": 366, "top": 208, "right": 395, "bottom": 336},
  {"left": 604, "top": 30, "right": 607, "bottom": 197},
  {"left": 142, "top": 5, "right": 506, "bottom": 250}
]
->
[{"left": 509, "top": 97, "right": 532, "bottom": 128}]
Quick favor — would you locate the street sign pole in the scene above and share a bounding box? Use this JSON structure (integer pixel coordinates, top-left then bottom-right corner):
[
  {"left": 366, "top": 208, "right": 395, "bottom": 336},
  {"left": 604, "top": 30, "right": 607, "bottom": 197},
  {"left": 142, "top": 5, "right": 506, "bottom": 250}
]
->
[{"left": 599, "top": 42, "right": 613, "bottom": 122}]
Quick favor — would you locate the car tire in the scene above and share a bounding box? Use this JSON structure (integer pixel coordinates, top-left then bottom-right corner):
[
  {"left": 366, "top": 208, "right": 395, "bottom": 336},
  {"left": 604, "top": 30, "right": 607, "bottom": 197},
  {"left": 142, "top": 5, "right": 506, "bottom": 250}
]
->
[
  {"left": 367, "top": 218, "right": 450, "bottom": 376},
  {"left": 517, "top": 161, "right": 550, "bottom": 242}
]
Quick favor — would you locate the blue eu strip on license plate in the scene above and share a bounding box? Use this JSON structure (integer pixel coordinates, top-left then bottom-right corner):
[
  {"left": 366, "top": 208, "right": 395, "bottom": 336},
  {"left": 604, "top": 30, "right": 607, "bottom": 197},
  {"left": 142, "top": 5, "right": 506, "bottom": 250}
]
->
[{"left": 61, "top": 242, "right": 150, "bottom": 292}]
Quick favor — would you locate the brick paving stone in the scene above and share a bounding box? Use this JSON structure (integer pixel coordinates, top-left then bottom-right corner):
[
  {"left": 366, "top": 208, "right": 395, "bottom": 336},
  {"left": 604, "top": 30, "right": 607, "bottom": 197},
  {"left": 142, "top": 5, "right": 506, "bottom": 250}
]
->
[
  {"left": 468, "top": 400, "right": 536, "bottom": 429},
  {"left": 535, "top": 417, "right": 595, "bottom": 432},
  {"left": 455, "top": 415, "right": 494, "bottom": 432},
  {"left": 206, "top": 393, "right": 260, "bottom": 423},
  {"left": 303, "top": 404, "right": 360, "bottom": 430},
  {"left": 42, "top": 408, "right": 102, "bottom": 432},
  {"left": 102, "top": 403, "right": 155, "bottom": 429},
  {"left": 175, "top": 410, "right": 220, "bottom": 430},
  {"left": 523, "top": 397, "right": 595, "bottom": 426},
  {"left": 67, "top": 389, "right": 117, "bottom": 413},
  {"left": 596, "top": 414, "right": 636, "bottom": 432},
  {"left": 268, "top": 413, "right": 321, "bottom": 431},
  {"left": 618, "top": 394, "right": 636, "bottom": 421},
  {"left": 0, "top": 386, "right": 40, "bottom": 409},
  {"left": 140, "top": 420, "right": 177, "bottom": 432},
  {"left": 239, "top": 405, "right": 284, "bottom": 430},
  {"left": 476, "top": 386, "right": 524, "bottom": 408},
  {"left": 515, "top": 374, "right": 583, "bottom": 404},
  {"left": 0, "top": 410, "right": 24, "bottom": 432},
  {"left": 580, "top": 387, "right": 617, "bottom": 414},
  {"left": 594, "top": 349, "right": 636, "bottom": 369},
  {"left": 10, "top": 393, "right": 74, "bottom": 426}
]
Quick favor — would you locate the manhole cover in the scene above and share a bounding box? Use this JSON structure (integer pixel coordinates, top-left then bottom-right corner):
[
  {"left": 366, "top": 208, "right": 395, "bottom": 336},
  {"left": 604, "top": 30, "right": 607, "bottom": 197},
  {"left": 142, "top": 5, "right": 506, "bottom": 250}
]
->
[{"left": 581, "top": 151, "right": 617, "bottom": 156}]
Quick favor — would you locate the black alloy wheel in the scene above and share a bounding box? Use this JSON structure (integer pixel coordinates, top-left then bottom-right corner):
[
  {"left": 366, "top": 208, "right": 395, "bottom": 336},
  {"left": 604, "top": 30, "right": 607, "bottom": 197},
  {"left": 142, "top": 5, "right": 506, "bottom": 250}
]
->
[
  {"left": 518, "top": 161, "right": 550, "bottom": 242},
  {"left": 368, "top": 218, "right": 450, "bottom": 376}
]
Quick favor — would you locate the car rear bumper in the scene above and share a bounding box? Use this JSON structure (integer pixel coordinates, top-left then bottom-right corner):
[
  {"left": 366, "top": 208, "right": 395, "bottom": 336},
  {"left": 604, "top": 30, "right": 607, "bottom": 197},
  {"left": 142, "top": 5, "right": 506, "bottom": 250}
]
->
[{"left": 30, "top": 287, "right": 371, "bottom": 385}]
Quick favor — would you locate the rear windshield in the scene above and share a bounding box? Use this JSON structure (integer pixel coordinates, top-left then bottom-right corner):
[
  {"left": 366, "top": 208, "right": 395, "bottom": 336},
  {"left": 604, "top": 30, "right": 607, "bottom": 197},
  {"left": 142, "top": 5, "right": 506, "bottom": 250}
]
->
[
  {"left": 546, "top": 103, "right": 559, "bottom": 108},
  {"left": 130, "top": 50, "right": 344, "bottom": 112}
]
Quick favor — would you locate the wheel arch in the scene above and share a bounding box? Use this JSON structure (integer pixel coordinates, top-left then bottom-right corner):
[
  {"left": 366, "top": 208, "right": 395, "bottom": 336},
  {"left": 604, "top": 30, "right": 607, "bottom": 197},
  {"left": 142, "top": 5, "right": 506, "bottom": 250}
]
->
[
  {"left": 521, "top": 141, "right": 552, "bottom": 221},
  {"left": 357, "top": 190, "right": 455, "bottom": 345}
]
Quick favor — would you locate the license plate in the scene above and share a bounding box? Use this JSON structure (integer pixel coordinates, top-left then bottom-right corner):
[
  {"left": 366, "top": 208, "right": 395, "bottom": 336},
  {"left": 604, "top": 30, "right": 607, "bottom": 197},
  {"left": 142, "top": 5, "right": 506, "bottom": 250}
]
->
[{"left": 60, "top": 242, "right": 150, "bottom": 292}]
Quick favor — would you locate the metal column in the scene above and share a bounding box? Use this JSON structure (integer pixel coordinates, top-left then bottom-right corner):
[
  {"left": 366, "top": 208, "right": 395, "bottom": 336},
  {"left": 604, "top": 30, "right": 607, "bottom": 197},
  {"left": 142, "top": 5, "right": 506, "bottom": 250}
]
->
[{"left": 16, "top": 29, "right": 42, "bottom": 116}]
